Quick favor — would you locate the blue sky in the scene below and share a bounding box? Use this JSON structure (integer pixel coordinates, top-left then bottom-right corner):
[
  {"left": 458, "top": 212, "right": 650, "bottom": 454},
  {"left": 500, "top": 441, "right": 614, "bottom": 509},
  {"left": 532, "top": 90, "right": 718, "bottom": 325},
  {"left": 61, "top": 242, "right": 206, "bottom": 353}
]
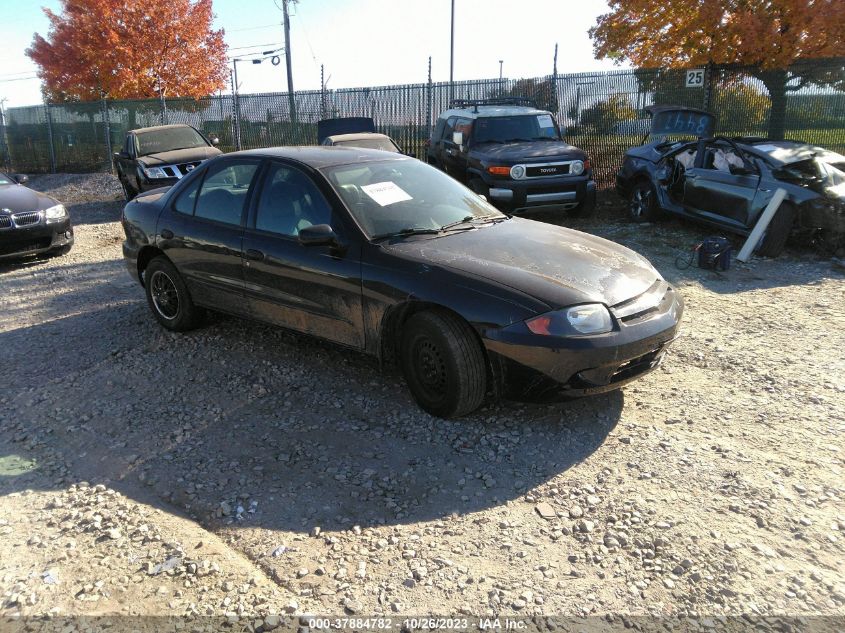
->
[{"left": 0, "top": 0, "right": 625, "bottom": 109}]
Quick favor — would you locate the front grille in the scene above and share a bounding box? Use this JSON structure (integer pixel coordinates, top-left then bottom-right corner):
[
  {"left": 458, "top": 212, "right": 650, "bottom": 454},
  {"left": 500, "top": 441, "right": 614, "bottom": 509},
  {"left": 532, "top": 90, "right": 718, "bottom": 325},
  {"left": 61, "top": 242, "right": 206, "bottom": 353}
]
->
[
  {"left": 12, "top": 211, "right": 40, "bottom": 227},
  {"left": 612, "top": 280, "right": 670, "bottom": 322},
  {"left": 161, "top": 161, "right": 203, "bottom": 179},
  {"left": 0, "top": 215, "right": 10, "bottom": 229},
  {"left": 526, "top": 163, "right": 570, "bottom": 178}
]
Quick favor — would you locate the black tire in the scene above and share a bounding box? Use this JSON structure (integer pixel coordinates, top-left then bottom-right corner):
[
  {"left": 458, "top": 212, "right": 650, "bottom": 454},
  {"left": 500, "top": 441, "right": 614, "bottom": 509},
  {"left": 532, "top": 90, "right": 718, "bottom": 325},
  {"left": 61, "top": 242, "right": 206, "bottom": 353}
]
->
[
  {"left": 628, "top": 181, "right": 663, "bottom": 222},
  {"left": 119, "top": 175, "right": 137, "bottom": 202},
  {"left": 143, "top": 256, "right": 205, "bottom": 331},
  {"left": 400, "top": 310, "right": 487, "bottom": 418},
  {"left": 567, "top": 193, "right": 596, "bottom": 218},
  {"left": 46, "top": 244, "right": 72, "bottom": 258},
  {"left": 756, "top": 202, "right": 795, "bottom": 258}
]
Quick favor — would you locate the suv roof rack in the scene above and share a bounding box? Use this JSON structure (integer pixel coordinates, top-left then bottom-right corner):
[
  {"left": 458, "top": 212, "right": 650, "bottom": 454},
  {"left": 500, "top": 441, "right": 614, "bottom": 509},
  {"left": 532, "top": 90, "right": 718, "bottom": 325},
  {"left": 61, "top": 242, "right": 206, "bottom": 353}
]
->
[{"left": 448, "top": 97, "right": 538, "bottom": 112}]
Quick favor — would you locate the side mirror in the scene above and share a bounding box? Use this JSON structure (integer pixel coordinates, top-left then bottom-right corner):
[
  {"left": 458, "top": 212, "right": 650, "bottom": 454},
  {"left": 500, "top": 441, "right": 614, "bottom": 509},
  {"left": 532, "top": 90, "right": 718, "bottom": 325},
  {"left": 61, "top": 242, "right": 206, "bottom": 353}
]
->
[
  {"left": 452, "top": 131, "right": 463, "bottom": 147},
  {"left": 115, "top": 151, "right": 129, "bottom": 159},
  {"left": 210, "top": 137, "right": 220, "bottom": 146},
  {"left": 14, "top": 174, "right": 28, "bottom": 184},
  {"left": 298, "top": 223, "right": 339, "bottom": 247}
]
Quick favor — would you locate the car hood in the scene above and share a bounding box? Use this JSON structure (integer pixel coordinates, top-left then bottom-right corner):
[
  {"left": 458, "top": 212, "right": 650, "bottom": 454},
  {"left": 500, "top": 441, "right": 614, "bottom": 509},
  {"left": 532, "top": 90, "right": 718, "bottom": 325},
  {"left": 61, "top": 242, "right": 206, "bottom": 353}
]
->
[
  {"left": 386, "top": 218, "right": 659, "bottom": 309},
  {"left": 471, "top": 141, "right": 586, "bottom": 163},
  {"left": 138, "top": 146, "right": 221, "bottom": 166},
  {"left": 0, "top": 184, "right": 58, "bottom": 212}
]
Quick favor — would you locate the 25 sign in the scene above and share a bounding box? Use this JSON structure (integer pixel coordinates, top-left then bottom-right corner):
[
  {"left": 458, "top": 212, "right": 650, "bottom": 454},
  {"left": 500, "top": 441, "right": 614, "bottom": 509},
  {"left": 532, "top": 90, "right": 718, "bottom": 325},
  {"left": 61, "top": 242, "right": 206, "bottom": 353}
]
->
[{"left": 686, "top": 69, "right": 705, "bottom": 88}]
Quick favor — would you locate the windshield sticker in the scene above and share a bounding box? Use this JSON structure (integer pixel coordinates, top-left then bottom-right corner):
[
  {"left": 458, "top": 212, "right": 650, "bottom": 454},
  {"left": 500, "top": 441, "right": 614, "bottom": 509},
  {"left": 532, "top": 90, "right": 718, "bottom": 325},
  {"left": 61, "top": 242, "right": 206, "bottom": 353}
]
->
[
  {"left": 537, "top": 114, "right": 555, "bottom": 128},
  {"left": 361, "top": 181, "right": 413, "bottom": 206}
]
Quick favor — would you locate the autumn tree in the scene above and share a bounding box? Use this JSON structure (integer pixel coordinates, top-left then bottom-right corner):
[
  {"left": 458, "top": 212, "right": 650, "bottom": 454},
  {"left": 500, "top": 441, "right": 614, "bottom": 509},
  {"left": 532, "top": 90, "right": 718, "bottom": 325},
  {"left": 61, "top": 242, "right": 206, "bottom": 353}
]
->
[
  {"left": 580, "top": 94, "right": 637, "bottom": 134},
  {"left": 505, "top": 78, "right": 559, "bottom": 113},
  {"left": 26, "top": 0, "right": 228, "bottom": 103},
  {"left": 589, "top": 0, "right": 845, "bottom": 139}
]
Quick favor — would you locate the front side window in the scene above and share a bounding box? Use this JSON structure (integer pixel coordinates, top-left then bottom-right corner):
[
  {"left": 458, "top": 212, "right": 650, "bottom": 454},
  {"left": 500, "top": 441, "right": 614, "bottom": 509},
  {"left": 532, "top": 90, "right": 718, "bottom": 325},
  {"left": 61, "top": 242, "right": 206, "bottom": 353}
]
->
[
  {"left": 194, "top": 161, "right": 259, "bottom": 225},
  {"left": 254, "top": 163, "right": 333, "bottom": 237},
  {"left": 323, "top": 158, "right": 505, "bottom": 238}
]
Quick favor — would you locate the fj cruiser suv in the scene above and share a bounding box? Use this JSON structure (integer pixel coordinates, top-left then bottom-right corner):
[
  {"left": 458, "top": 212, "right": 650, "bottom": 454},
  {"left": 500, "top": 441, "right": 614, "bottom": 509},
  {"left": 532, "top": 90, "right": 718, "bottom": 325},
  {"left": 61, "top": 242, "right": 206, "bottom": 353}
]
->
[{"left": 426, "top": 98, "right": 595, "bottom": 216}]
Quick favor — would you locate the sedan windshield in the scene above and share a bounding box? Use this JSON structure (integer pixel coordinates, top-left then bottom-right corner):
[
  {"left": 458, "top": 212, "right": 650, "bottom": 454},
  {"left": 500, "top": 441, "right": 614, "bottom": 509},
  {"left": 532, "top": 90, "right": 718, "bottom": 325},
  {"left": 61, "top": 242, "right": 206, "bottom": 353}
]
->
[
  {"left": 335, "top": 138, "right": 400, "bottom": 152},
  {"left": 0, "top": 173, "right": 13, "bottom": 185},
  {"left": 136, "top": 127, "right": 208, "bottom": 157},
  {"left": 322, "top": 159, "right": 506, "bottom": 239},
  {"left": 473, "top": 115, "right": 560, "bottom": 144}
]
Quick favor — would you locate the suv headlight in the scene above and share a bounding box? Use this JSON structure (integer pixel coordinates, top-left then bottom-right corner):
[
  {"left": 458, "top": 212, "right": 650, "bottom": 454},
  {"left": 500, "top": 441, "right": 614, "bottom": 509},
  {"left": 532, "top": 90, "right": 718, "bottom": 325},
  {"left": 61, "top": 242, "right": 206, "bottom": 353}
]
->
[
  {"left": 526, "top": 303, "right": 613, "bottom": 336},
  {"left": 142, "top": 166, "right": 168, "bottom": 179},
  {"left": 44, "top": 204, "right": 67, "bottom": 223},
  {"left": 570, "top": 160, "right": 585, "bottom": 175},
  {"left": 510, "top": 164, "right": 526, "bottom": 180}
]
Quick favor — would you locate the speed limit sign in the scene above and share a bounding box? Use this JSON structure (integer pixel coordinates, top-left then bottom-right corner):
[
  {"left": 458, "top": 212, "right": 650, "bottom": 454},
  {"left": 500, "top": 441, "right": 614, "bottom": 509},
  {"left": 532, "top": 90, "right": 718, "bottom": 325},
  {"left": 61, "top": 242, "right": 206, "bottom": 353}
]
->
[{"left": 686, "top": 69, "right": 705, "bottom": 88}]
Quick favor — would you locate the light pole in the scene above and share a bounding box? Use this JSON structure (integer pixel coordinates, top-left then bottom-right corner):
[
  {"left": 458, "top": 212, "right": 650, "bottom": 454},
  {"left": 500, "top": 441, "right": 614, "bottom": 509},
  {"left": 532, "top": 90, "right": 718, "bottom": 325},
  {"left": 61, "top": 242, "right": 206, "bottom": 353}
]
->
[
  {"left": 449, "top": 0, "right": 455, "bottom": 103},
  {"left": 498, "top": 60, "right": 503, "bottom": 95}
]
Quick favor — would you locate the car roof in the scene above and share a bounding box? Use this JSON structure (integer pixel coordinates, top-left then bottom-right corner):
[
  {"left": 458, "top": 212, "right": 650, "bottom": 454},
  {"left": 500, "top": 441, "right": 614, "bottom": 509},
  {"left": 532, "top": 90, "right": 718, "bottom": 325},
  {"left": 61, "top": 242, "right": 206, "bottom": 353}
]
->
[
  {"left": 439, "top": 105, "right": 550, "bottom": 119},
  {"left": 326, "top": 132, "right": 393, "bottom": 143},
  {"left": 131, "top": 123, "right": 196, "bottom": 134},
  {"left": 227, "top": 146, "right": 409, "bottom": 169}
]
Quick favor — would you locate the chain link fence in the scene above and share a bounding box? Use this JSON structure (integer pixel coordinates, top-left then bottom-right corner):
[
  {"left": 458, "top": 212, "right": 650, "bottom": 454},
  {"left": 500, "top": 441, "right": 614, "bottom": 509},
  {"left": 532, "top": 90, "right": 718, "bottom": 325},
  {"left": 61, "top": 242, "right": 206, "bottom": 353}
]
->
[{"left": 1, "top": 58, "right": 843, "bottom": 187}]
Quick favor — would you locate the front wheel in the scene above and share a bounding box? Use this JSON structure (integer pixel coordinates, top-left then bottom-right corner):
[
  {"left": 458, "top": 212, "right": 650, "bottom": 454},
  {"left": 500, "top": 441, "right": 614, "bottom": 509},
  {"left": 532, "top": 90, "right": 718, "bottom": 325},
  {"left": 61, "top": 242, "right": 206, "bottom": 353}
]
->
[
  {"left": 401, "top": 311, "right": 487, "bottom": 418},
  {"left": 567, "top": 193, "right": 596, "bottom": 218},
  {"left": 143, "top": 256, "right": 205, "bottom": 331},
  {"left": 628, "top": 181, "right": 663, "bottom": 222}
]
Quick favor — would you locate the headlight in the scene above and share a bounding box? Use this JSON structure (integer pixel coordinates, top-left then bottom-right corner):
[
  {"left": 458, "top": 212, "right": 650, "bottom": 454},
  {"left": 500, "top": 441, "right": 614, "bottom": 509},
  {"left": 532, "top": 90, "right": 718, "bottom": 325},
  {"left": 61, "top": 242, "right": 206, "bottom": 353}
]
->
[
  {"left": 142, "top": 166, "right": 168, "bottom": 179},
  {"left": 570, "top": 160, "right": 585, "bottom": 175},
  {"left": 510, "top": 165, "right": 526, "bottom": 180},
  {"left": 44, "top": 204, "right": 67, "bottom": 223},
  {"left": 526, "top": 303, "right": 613, "bottom": 336}
]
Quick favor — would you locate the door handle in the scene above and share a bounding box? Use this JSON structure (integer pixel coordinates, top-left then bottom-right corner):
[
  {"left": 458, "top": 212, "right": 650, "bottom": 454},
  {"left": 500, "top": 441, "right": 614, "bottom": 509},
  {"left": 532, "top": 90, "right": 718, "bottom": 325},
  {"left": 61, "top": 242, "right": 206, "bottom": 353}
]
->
[
  {"left": 245, "top": 248, "right": 265, "bottom": 261},
  {"left": 160, "top": 229, "right": 174, "bottom": 239}
]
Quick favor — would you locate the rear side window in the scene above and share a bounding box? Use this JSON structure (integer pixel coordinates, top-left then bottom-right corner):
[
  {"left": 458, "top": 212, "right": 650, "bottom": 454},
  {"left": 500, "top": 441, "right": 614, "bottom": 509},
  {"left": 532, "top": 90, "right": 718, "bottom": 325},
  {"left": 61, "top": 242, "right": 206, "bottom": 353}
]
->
[{"left": 194, "top": 161, "right": 260, "bottom": 225}]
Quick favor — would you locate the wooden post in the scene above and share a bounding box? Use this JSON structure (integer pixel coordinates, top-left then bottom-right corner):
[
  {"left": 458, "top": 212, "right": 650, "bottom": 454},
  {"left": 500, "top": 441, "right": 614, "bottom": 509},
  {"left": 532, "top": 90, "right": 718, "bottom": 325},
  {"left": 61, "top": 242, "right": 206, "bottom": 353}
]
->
[{"left": 736, "top": 188, "right": 787, "bottom": 262}]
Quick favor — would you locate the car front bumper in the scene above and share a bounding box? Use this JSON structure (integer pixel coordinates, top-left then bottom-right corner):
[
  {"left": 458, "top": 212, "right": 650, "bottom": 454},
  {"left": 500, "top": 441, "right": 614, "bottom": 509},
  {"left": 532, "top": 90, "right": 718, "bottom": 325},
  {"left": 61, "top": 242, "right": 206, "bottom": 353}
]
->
[
  {"left": 0, "top": 218, "right": 74, "bottom": 260},
  {"left": 484, "top": 286, "right": 684, "bottom": 399},
  {"left": 484, "top": 175, "right": 596, "bottom": 213}
]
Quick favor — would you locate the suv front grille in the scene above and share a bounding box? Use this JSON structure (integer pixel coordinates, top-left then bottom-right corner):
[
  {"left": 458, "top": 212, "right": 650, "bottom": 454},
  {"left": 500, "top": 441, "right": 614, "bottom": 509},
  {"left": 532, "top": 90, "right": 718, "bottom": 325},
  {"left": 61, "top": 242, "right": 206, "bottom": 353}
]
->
[
  {"left": 161, "top": 162, "right": 203, "bottom": 179},
  {"left": 526, "top": 163, "right": 570, "bottom": 178}
]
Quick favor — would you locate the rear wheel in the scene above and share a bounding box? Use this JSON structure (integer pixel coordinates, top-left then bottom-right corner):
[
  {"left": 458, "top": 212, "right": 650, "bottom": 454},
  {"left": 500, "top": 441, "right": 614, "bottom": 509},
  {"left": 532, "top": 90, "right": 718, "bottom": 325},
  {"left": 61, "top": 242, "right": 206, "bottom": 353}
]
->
[
  {"left": 756, "top": 202, "right": 795, "bottom": 258},
  {"left": 628, "top": 181, "right": 663, "bottom": 222},
  {"left": 143, "top": 256, "right": 205, "bottom": 331},
  {"left": 401, "top": 310, "right": 487, "bottom": 418}
]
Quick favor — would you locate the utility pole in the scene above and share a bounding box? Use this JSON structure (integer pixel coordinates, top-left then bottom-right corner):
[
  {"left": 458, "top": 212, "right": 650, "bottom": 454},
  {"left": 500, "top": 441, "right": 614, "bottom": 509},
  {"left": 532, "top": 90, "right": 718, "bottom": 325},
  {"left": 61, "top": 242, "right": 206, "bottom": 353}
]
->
[
  {"left": 282, "top": 0, "right": 297, "bottom": 124},
  {"left": 320, "top": 64, "right": 326, "bottom": 120},
  {"left": 449, "top": 0, "right": 455, "bottom": 103}
]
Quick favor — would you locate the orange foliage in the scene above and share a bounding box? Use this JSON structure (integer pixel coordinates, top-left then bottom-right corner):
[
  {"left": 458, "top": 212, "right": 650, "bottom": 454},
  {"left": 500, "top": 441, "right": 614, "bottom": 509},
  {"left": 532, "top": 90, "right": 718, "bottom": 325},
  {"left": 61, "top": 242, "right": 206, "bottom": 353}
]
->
[
  {"left": 590, "top": 0, "right": 845, "bottom": 69},
  {"left": 26, "top": 0, "right": 228, "bottom": 102}
]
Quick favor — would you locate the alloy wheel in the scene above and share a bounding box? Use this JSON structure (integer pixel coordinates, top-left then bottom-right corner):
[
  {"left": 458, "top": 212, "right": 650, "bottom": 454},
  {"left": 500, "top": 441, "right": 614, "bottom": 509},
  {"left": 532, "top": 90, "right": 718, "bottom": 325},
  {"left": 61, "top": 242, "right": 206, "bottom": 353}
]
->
[{"left": 149, "top": 270, "right": 180, "bottom": 320}]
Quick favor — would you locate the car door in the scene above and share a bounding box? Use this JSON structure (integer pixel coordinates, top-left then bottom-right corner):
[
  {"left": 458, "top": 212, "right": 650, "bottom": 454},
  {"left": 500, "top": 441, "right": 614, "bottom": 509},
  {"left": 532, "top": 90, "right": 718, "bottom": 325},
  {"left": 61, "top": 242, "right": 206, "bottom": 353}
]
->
[
  {"left": 119, "top": 134, "right": 139, "bottom": 190},
  {"left": 157, "top": 158, "right": 261, "bottom": 315},
  {"left": 241, "top": 160, "right": 365, "bottom": 349},
  {"left": 682, "top": 141, "right": 761, "bottom": 227},
  {"left": 442, "top": 117, "right": 472, "bottom": 179}
]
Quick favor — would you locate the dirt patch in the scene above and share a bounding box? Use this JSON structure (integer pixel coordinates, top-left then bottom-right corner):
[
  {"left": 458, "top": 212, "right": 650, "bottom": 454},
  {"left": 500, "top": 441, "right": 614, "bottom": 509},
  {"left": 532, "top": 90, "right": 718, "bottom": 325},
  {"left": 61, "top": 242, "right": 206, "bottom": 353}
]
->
[{"left": 1, "top": 175, "right": 843, "bottom": 619}]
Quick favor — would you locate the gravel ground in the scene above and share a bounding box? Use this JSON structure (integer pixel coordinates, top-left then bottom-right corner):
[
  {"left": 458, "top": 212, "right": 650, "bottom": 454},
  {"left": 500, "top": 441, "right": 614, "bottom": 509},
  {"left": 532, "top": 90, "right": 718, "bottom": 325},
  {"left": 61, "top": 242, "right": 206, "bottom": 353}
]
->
[{"left": 1, "top": 173, "right": 843, "bottom": 623}]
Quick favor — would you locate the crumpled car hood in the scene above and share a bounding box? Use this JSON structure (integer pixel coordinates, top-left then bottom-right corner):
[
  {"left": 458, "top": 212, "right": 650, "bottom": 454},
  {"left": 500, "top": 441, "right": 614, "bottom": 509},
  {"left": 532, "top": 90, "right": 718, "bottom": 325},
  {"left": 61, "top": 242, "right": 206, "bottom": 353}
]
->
[{"left": 387, "top": 218, "right": 659, "bottom": 309}]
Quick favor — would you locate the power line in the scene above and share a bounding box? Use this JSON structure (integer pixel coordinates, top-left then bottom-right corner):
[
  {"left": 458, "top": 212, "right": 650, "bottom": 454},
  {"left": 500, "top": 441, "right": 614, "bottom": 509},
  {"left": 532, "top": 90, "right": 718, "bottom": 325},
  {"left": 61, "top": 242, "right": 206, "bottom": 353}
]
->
[
  {"left": 0, "top": 76, "right": 38, "bottom": 83},
  {"left": 226, "top": 23, "right": 281, "bottom": 33},
  {"left": 228, "top": 42, "right": 278, "bottom": 51}
]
